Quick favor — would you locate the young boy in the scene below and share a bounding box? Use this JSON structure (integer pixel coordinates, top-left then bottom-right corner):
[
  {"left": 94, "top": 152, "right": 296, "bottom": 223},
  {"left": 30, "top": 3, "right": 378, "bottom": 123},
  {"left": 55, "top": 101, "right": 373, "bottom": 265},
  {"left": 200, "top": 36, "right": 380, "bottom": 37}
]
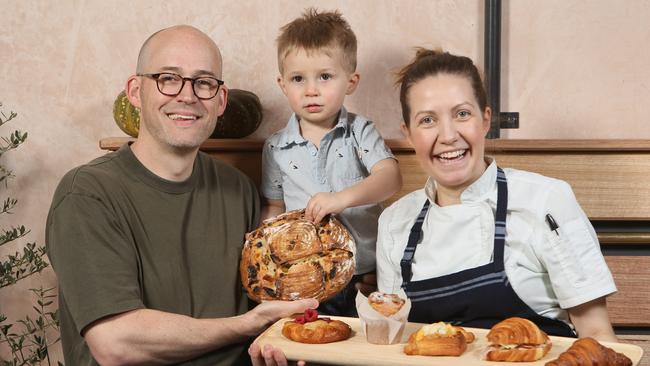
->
[{"left": 261, "top": 8, "right": 402, "bottom": 316}]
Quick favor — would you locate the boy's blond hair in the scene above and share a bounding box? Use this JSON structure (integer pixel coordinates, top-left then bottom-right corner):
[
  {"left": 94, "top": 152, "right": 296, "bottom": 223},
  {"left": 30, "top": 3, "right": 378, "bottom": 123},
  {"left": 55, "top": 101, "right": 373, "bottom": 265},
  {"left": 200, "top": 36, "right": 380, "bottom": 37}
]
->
[{"left": 277, "top": 8, "right": 357, "bottom": 74}]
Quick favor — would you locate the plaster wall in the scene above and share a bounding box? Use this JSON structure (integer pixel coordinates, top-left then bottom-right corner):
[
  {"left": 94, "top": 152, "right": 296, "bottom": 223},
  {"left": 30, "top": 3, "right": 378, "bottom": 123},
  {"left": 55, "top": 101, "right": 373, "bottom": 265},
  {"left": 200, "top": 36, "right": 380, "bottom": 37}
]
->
[{"left": 1, "top": 0, "right": 648, "bottom": 362}]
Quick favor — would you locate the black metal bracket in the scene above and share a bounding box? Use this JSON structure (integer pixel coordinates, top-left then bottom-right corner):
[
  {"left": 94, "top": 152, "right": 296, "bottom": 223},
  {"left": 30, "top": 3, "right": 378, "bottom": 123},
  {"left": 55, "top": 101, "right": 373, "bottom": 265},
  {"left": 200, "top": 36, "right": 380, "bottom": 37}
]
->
[
  {"left": 485, "top": 0, "right": 502, "bottom": 138},
  {"left": 499, "top": 112, "right": 519, "bottom": 129},
  {"left": 485, "top": 1, "right": 520, "bottom": 134}
]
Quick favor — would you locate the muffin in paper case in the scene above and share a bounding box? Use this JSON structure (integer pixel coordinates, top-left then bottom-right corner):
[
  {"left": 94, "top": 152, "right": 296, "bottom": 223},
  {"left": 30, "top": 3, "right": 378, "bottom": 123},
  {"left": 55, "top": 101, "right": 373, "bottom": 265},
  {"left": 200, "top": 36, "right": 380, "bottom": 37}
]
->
[{"left": 355, "top": 289, "right": 411, "bottom": 345}]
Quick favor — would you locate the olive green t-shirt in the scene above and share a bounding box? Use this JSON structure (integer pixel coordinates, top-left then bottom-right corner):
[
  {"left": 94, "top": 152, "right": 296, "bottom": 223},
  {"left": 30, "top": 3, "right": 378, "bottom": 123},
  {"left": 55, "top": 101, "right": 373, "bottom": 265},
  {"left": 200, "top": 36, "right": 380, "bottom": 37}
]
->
[{"left": 46, "top": 144, "right": 260, "bottom": 365}]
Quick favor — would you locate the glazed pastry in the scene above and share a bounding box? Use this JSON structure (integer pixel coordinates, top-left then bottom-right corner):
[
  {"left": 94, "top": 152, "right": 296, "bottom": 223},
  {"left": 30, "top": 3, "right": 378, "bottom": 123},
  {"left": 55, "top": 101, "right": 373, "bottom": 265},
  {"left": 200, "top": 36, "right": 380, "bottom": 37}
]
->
[
  {"left": 281, "top": 309, "right": 352, "bottom": 344},
  {"left": 456, "top": 326, "right": 476, "bottom": 344},
  {"left": 485, "top": 317, "right": 552, "bottom": 362},
  {"left": 404, "top": 322, "right": 474, "bottom": 356},
  {"left": 545, "top": 337, "right": 632, "bottom": 366},
  {"left": 240, "top": 209, "right": 355, "bottom": 302},
  {"left": 368, "top": 292, "right": 406, "bottom": 316}
]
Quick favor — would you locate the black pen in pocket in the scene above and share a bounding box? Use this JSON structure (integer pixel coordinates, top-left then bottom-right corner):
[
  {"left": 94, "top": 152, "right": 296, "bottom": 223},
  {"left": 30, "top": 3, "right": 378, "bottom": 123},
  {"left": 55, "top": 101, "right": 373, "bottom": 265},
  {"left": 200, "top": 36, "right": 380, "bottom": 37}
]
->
[{"left": 545, "top": 214, "right": 560, "bottom": 236}]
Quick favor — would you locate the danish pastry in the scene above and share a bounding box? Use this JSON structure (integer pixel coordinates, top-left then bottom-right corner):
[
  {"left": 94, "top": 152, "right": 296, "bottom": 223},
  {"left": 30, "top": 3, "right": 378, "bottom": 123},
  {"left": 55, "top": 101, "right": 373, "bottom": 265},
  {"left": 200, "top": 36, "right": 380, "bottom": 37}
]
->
[
  {"left": 281, "top": 309, "right": 352, "bottom": 344},
  {"left": 545, "top": 337, "right": 632, "bottom": 366},
  {"left": 485, "top": 317, "right": 552, "bottom": 362},
  {"left": 404, "top": 322, "right": 475, "bottom": 356},
  {"left": 240, "top": 209, "right": 356, "bottom": 302},
  {"left": 368, "top": 292, "right": 405, "bottom": 317}
]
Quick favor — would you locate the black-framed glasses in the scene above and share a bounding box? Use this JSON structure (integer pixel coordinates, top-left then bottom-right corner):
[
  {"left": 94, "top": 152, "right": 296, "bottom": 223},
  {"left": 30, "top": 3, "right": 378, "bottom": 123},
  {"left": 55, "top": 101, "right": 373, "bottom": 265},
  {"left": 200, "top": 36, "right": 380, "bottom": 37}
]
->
[{"left": 137, "top": 72, "right": 224, "bottom": 100}]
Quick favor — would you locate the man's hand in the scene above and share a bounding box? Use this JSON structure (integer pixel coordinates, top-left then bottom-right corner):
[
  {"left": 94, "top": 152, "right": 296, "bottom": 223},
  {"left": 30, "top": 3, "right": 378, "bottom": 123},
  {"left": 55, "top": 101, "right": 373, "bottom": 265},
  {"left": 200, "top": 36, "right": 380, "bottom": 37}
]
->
[
  {"left": 247, "top": 299, "right": 317, "bottom": 366},
  {"left": 249, "top": 342, "right": 306, "bottom": 366},
  {"left": 305, "top": 192, "right": 349, "bottom": 223},
  {"left": 354, "top": 272, "right": 377, "bottom": 296},
  {"left": 245, "top": 298, "right": 319, "bottom": 337}
]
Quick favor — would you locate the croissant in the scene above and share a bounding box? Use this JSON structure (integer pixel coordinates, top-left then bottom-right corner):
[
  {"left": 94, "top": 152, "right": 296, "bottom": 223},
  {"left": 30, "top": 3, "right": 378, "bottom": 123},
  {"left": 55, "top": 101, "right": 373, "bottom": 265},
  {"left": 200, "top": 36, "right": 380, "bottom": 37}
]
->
[
  {"left": 485, "top": 317, "right": 552, "bottom": 362},
  {"left": 545, "top": 337, "right": 632, "bottom": 366}
]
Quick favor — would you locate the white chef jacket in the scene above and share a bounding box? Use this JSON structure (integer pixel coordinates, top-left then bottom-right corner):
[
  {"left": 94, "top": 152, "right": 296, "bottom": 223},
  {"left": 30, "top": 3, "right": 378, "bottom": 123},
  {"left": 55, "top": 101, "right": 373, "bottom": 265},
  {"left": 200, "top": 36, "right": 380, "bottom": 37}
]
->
[{"left": 376, "top": 159, "right": 616, "bottom": 322}]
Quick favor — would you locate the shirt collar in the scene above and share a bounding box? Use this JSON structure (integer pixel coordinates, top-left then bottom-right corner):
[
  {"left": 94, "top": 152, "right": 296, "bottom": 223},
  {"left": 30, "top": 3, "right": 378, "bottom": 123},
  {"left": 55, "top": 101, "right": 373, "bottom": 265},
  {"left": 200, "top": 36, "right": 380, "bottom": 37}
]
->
[
  {"left": 424, "top": 157, "right": 497, "bottom": 204},
  {"left": 118, "top": 143, "right": 198, "bottom": 194},
  {"left": 276, "top": 107, "right": 350, "bottom": 148}
]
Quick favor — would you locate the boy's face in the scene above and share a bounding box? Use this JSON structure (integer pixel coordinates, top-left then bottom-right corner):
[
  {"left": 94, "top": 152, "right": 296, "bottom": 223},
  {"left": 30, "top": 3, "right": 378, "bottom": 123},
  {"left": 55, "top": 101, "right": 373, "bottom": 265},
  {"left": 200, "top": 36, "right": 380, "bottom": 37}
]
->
[{"left": 277, "top": 47, "right": 359, "bottom": 128}]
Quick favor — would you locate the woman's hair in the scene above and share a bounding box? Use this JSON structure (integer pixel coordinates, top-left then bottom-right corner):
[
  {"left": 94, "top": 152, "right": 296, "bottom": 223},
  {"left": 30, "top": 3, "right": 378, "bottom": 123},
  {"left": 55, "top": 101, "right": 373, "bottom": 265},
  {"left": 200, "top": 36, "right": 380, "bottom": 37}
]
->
[{"left": 396, "top": 48, "right": 487, "bottom": 125}]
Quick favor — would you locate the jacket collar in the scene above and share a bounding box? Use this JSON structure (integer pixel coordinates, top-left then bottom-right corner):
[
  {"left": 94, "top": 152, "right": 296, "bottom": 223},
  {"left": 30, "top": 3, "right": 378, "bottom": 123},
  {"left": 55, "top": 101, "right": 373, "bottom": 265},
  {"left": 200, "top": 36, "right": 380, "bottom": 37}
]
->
[
  {"left": 276, "top": 107, "right": 351, "bottom": 148},
  {"left": 424, "top": 157, "right": 497, "bottom": 205}
]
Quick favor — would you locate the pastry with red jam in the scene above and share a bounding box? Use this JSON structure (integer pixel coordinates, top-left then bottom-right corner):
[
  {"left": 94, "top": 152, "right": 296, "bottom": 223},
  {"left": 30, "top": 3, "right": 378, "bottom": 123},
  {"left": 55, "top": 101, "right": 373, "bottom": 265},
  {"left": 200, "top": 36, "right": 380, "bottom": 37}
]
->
[{"left": 281, "top": 309, "right": 352, "bottom": 344}]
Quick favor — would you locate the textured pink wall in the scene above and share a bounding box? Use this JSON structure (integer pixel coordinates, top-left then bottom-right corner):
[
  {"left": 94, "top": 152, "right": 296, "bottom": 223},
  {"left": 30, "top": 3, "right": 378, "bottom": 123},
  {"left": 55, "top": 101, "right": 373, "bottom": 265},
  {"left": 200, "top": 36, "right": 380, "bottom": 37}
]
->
[{"left": 1, "top": 0, "right": 648, "bottom": 362}]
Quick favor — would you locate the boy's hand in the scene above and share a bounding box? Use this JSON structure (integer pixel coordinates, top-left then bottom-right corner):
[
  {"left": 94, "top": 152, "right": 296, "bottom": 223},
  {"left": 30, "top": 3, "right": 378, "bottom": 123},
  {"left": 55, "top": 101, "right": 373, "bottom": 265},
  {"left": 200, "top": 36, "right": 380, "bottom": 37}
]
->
[{"left": 305, "top": 192, "right": 348, "bottom": 223}]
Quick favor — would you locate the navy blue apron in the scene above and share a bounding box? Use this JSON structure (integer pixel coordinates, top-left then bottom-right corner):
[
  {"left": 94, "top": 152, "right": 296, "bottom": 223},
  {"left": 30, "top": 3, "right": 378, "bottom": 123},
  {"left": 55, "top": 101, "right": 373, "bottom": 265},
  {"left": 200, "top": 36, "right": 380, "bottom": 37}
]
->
[{"left": 400, "top": 167, "right": 575, "bottom": 337}]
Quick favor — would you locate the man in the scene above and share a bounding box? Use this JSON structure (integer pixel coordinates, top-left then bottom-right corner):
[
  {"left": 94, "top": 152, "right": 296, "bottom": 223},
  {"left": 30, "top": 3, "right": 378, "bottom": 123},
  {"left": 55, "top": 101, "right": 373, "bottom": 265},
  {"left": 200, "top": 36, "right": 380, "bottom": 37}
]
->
[{"left": 46, "top": 25, "right": 315, "bottom": 365}]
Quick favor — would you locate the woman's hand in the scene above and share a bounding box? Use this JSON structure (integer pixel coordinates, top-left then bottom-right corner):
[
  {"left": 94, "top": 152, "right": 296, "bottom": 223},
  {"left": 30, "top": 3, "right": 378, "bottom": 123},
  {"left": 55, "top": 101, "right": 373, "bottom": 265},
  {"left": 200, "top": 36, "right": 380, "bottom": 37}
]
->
[{"left": 568, "top": 297, "right": 618, "bottom": 342}]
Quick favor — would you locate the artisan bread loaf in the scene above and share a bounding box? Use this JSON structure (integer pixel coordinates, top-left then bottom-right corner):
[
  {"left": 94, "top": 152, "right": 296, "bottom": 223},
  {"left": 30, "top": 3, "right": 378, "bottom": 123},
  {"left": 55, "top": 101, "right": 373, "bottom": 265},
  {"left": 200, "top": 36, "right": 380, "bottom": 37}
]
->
[{"left": 240, "top": 209, "right": 355, "bottom": 302}]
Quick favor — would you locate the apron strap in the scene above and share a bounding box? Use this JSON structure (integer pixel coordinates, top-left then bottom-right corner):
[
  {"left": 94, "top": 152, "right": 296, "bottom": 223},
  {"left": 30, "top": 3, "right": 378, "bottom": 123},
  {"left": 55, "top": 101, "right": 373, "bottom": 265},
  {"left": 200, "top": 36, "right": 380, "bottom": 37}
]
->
[
  {"left": 400, "top": 200, "right": 430, "bottom": 288},
  {"left": 493, "top": 167, "right": 508, "bottom": 270},
  {"left": 400, "top": 167, "right": 509, "bottom": 287}
]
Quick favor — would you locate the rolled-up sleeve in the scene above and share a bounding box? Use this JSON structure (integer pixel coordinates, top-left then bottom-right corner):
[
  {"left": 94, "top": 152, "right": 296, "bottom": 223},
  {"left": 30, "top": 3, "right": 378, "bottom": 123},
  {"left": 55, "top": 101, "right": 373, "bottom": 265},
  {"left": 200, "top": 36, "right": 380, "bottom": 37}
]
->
[{"left": 537, "top": 180, "right": 616, "bottom": 309}]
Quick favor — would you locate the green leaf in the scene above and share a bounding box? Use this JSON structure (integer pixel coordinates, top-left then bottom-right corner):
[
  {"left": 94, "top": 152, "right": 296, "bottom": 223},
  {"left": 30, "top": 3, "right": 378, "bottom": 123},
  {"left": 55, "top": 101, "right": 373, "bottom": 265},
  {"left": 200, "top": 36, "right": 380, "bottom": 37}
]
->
[{"left": 0, "top": 104, "right": 63, "bottom": 365}]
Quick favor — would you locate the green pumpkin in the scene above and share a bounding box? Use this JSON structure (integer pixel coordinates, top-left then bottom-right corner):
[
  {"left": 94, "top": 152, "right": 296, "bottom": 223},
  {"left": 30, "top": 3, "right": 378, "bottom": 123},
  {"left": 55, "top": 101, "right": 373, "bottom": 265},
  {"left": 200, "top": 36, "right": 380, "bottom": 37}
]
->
[
  {"left": 213, "top": 89, "right": 263, "bottom": 138},
  {"left": 112, "top": 90, "right": 140, "bottom": 137},
  {"left": 112, "top": 89, "right": 262, "bottom": 139}
]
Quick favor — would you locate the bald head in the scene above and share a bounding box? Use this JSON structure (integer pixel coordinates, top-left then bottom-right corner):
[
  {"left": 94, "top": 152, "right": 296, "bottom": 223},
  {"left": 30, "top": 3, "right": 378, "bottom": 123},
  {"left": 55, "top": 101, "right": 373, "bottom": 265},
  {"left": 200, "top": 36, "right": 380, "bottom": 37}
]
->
[
  {"left": 126, "top": 25, "right": 228, "bottom": 154},
  {"left": 136, "top": 25, "right": 223, "bottom": 77}
]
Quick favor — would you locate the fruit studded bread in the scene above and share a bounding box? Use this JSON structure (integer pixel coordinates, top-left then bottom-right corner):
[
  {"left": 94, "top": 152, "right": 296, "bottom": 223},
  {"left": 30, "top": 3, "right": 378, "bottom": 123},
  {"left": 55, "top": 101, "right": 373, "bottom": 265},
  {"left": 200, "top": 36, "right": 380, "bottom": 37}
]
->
[
  {"left": 240, "top": 209, "right": 355, "bottom": 302},
  {"left": 282, "top": 309, "right": 352, "bottom": 344},
  {"left": 545, "top": 337, "right": 632, "bottom": 366},
  {"left": 404, "top": 322, "right": 475, "bottom": 357},
  {"left": 485, "top": 317, "right": 552, "bottom": 362},
  {"left": 368, "top": 292, "right": 406, "bottom": 317}
]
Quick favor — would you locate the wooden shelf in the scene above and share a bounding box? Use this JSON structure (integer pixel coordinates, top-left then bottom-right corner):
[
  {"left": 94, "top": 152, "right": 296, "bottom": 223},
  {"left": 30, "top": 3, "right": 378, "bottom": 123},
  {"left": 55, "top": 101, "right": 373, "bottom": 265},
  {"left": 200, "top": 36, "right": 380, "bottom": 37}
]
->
[{"left": 100, "top": 137, "right": 650, "bottom": 153}]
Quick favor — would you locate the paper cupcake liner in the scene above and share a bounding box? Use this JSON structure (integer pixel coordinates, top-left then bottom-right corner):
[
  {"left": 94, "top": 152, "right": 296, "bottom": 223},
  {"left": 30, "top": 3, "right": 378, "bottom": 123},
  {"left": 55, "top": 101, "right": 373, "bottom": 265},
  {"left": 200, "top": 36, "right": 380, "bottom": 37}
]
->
[{"left": 355, "top": 289, "right": 411, "bottom": 345}]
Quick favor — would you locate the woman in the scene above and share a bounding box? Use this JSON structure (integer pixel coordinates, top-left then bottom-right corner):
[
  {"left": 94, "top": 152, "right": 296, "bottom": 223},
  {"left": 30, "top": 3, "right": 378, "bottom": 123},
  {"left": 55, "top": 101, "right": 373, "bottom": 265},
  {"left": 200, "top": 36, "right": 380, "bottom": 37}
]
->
[{"left": 376, "top": 49, "right": 618, "bottom": 341}]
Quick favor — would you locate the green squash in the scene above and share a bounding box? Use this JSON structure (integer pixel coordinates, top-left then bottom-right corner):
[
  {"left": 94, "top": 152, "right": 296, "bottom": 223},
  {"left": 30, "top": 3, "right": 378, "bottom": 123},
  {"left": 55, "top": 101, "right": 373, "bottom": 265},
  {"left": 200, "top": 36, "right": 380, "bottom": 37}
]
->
[
  {"left": 112, "top": 90, "right": 140, "bottom": 137},
  {"left": 112, "top": 89, "right": 262, "bottom": 139},
  {"left": 213, "top": 89, "right": 263, "bottom": 138}
]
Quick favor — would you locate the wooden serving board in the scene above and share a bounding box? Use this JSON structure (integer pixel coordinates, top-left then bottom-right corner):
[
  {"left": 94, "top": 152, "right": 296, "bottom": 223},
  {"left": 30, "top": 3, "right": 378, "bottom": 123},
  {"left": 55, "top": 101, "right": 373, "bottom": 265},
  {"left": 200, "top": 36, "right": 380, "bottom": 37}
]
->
[{"left": 255, "top": 316, "right": 644, "bottom": 365}]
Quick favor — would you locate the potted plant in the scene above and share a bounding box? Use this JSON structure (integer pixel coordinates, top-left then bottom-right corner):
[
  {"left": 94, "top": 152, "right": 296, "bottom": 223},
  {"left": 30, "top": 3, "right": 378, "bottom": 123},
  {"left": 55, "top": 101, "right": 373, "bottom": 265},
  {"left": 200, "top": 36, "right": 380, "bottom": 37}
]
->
[{"left": 0, "top": 103, "right": 62, "bottom": 366}]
